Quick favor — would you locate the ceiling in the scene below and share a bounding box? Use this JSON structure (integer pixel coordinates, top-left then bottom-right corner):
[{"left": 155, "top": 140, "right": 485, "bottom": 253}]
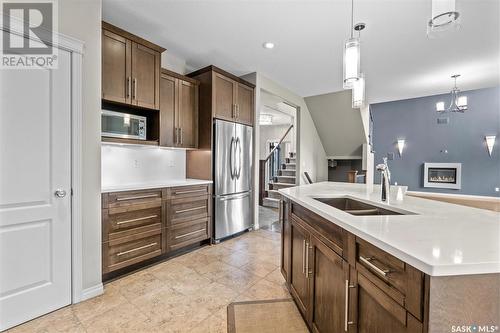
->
[
  {"left": 260, "top": 90, "right": 295, "bottom": 125},
  {"left": 103, "top": 0, "right": 500, "bottom": 103}
]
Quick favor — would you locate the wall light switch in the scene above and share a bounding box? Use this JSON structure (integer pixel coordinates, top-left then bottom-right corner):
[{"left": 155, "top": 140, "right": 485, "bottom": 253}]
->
[
  {"left": 168, "top": 160, "right": 175, "bottom": 167},
  {"left": 134, "top": 159, "right": 139, "bottom": 168},
  {"left": 387, "top": 152, "right": 394, "bottom": 160}
]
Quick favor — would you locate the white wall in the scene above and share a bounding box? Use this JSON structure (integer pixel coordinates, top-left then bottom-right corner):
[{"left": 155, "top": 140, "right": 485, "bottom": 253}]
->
[
  {"left": 241, "top": 72, "right": 327, "bottom": 229},
  {"left": 102, "top": 145, "right": 186, "bottom": 187},
  {"left": 58, "top": 0, "right": 102, "bottom": 295},
  {"left": 259, "top": 124, "right": 294, "bottom": 160}
]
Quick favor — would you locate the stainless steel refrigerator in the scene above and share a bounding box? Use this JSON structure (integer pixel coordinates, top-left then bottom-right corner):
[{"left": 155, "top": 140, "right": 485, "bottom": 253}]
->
[{"left": 213, "top": 119, "right": 253, "bottom": 241}]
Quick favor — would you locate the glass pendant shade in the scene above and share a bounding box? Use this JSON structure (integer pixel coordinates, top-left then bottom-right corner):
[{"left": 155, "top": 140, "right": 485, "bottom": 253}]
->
[
  {"left": 352, "top": 74, "right": 365, "bottom": 108},
  {"left": 427, "top": 0, "right": 460, "bottom": 38},
  {"left": 343, "top": 38, "right": 361, "bottom": 89}
]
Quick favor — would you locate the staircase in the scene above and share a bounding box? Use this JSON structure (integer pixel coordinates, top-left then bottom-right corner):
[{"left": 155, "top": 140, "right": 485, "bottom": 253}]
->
[{"left": 263, "top": 152, "right": 297, "bottom": 208}]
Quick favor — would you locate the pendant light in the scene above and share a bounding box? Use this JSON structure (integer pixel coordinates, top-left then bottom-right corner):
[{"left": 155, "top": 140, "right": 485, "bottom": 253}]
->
[
  {"left": 436, "top": 74, "right": 468, "bottom": 113},
  {"left": 427, "top": 0, "right": 460, "bottom": 38},
  {"left": 343, "top": 0, "right": 361, "bottom": 89},
  {"left": 352, "top": 72, "right": 365, "bottom": 108}
]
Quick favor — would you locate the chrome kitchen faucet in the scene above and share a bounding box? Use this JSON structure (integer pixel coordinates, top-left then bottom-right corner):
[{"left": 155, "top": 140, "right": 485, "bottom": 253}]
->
[{"left": 376, "top": 157, "right": 391, "bottom": 203}]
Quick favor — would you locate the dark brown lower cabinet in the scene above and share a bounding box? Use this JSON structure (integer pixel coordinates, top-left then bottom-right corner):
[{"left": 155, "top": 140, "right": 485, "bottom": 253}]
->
[
  {"left": 283, "top": 201, "right": 427, "bottom": 333},
  {"left": 289, "top": 218, "right": 311, "bottom": 317},
  {"left": 353, "top": 272, "right": 423, "bottom": 333},
  {"left": 309, "top": 235, "right": 349, "bottom": 333},
  {"left": 280, "top": 199, "right": 291, "bottom": 283}
]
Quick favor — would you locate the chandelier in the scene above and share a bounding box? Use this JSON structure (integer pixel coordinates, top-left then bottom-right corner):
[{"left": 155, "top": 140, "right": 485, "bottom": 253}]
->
[{"left": 436, "top": 75, "right": 468, "bottom": 113}]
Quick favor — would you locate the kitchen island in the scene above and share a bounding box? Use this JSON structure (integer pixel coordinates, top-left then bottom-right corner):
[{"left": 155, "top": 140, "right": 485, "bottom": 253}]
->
[{"left": 278, "top": 182, "right": 499, "bottom": 333}]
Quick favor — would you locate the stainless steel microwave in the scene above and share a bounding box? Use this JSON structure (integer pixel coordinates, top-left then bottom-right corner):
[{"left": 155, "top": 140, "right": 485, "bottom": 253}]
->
[{"left": 101, "top": 110, "right": 146, "bottom": 140}]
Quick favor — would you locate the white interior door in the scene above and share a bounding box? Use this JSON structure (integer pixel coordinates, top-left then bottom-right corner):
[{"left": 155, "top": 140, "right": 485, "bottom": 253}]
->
[{"left": 0, "top": 50, "right": 72, "bottom": 331}]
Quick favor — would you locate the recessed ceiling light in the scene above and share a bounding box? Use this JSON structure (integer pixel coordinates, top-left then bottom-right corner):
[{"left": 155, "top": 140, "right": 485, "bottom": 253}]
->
[{"left": 263, "top": 42, "right": 275, "bottom": 49}]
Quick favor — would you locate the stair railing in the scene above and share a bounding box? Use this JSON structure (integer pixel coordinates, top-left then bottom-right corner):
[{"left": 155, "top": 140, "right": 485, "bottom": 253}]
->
[{"left": 259, "top": 124, "right": 294, "bottom": 206}]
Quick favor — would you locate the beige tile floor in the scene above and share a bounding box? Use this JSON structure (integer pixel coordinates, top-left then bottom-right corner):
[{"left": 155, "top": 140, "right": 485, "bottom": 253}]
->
[{"left": 8, "top": 229, "right": 289, "bottom": 333}]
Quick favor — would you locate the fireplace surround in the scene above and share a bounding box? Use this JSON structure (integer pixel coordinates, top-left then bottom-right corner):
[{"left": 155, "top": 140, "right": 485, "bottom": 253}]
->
[{"left": 423, "top": 163, "right": 462, "bottom": 189}]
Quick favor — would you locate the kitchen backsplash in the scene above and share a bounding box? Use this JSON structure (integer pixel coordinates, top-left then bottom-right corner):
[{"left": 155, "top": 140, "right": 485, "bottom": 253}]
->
[{"left": 101, "top": 144, "right": 186, "bottom": 188}]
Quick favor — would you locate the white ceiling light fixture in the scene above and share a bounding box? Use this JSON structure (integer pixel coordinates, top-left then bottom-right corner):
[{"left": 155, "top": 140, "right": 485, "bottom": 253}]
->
[
  {"left": 343, "top": 0, "right": 364, "bottom": 89},
  {"left": 352, "top": 73, "right": 365, "bottom": 108},
  {"left": 427, "top": 0, "right": 461, "bottom": 38},
  {"left": 436, "top": 74, "right": 468, "bottom": 113},
  {"left": 259, "top": 114, "right": 273, "bottom": 125},
  {"left": 262, "top": 42, "right": 275, "bottom": 49}
]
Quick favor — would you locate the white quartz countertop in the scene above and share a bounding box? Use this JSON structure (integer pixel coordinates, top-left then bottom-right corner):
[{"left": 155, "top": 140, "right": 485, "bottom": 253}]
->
[
  {"left": 102, "top": 179, "right": 212, "bottom": 193},
  {"left": 279, "top": 182, "right": 500, "bottom": 276}
]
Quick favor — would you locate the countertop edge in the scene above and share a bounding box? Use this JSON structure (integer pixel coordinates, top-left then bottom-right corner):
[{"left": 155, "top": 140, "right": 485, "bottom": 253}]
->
[
  {"left": 102, "top": 179, "right": 213, "bottom": 193},
  {"left": 279, "top": 190, "right": 499, "bottom": 277}
]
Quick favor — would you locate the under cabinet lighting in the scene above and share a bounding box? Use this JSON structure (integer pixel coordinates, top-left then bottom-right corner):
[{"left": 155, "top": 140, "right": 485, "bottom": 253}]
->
[
  {"left": 485, "top": 135, "right": 496, "bottom": 156},
  {"left": 397, "top": 139, "right": 405, "bottom": 157}
]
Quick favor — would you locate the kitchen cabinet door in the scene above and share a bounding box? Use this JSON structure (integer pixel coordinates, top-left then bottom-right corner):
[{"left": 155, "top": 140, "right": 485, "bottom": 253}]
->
[
  {"left": 213, "top": 72, "right": 236, "bottom": 121},
  {"left": 236, "top": 82, "right": 254, "bottom": 125},
  {"left": 159, "top": 73, "right": 177, "bottom": 147},
  {"left": 131, "top": 42, "right": 160, "bottom": 109},
  {"left": 102, "top": 29, "right": 131, "bottom": 104},
  {"left": 280, "top": 199, "right": 291, "bottom": 283},
  {"left": 353, "top": 272, "right": 423, "bottom": 333},
  {"left": 289, "top": 218, "right": 311, "bottom": 318},
  {"left": 309, "top": 235, "right": 349, "bottom": 333},
  {"left": 178, "top": 80, "right": 198, "bottom": 148}
]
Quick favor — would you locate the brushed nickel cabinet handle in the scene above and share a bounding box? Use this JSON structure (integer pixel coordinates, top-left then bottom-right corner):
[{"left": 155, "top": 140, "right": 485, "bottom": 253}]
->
[
  {"left": 359, "top": 255, "right": 392, "bottom": 277},
  {"left": 174, "top": 206, "right": 206, "bottom": 214},
  {"left": 133, "top": 78, "right": 137, "bottom": 100},
  {"left": 174, "top": 228, "right": 206, "bottom": 239},
  {"left": 117, "top": 242, "right": 157, "bottom": 257},
  {"left": 344, "top": 280, "right": 355, "bottom": 331},
  {"left": 180, "top": 128, "right": 183, "bottom": 145},
  {"left": 305, "top": 242, "right": 311, "bottom": 277},
  {"left": 116, "top": 194, "right": 159, "bottom": 201},
  {"left": 302, "top": 239, "right": 306, "bottom": 274},
  {"left": 174, "top": 189, "right": 207, "bottom": 195},
  {"left": 126, "top": 77, "right": 131, "bottom": 98},
  {"left": 116, "top": 214, "right": 158, "bottom": 225}
]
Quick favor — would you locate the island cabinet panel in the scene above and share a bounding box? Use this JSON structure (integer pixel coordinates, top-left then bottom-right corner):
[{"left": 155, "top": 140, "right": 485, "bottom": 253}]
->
[
  {"left": 282, "top": 200, "right": 428, "bottom": 333},
  {"left": 352, "top": 272, "right": 423, "bottom": 333},
  {"left": 290, "top": 217, "right": 311, "bottom": 317},
  {"left": 309, "top": 235, "right": 349, "bottom": 333},
  {"left": 280, "top": 198, "right": 291, "bottom": 283}
]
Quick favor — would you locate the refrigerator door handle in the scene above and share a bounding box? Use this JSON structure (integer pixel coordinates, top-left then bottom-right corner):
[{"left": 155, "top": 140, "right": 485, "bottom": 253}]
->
[
  {"left": 218, "top": 192, "right": 251, "bottom": 201},
  {"left": 236, "top": 137, "right": 242, "bottom": 179},
  {"left": 229, "top": 137, "right": 235, "bottom": 180}
]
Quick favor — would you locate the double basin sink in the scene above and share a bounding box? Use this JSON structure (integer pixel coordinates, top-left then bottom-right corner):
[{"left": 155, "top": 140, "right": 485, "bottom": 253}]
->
[{"left": 313, "top": 197, "right": 414, "bottom": 216}]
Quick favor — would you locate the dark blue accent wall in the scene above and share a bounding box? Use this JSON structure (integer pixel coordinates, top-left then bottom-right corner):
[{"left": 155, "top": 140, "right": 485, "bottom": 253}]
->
[{"left": 371, "top": 86, "right": 500, "bottom": 196}]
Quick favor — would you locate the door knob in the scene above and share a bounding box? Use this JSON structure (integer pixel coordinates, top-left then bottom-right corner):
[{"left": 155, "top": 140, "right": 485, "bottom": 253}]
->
[{"left": 54, "top": 189, "right": 67, "bottom": 198}]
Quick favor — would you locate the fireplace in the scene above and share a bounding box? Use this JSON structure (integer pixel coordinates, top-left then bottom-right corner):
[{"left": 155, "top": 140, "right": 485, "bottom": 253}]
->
[{"left": 424, "top": 163, "right": 462, "bottom": 189}]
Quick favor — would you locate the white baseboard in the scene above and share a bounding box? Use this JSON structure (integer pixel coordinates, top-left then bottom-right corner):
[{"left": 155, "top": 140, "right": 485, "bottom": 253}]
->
[{"left": 77, "top": 283, "right": 104, "bottom": 303}]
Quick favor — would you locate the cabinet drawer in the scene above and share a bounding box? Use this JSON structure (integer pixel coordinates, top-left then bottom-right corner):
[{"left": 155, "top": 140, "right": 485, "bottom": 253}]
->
[
  {"left": 355, "top": 237, "right": 424, "bottom": 320},
  {"left": 291, "top": 202, "right": 344, "bottom": 256},
  {"left": 104, "top": 232, "right": 162, "bottom": 273},
  {"left": 105, "top": 189, "right": 163, "bottom": 210},
  {"left": 104, "top": 207, "right": 161, "bottom": 237},
  {"left": 167, "top": 184, "right": 210, "bottom": 199},
  {"left": 167, "top": 218, "right": 210, "bottom": 251},
  {"left": 168, "top": 195, "right": 210, "bottom": 225}
]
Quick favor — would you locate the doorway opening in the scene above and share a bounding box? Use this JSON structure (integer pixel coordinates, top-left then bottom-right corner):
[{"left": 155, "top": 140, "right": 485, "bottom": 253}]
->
[{"left": 257, "top": 90, "right": 298, "bottom": 231}]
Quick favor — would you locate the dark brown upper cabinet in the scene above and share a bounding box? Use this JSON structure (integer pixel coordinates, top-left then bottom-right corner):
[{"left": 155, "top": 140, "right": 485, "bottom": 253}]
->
[
  {"left": 102, "top": 22, "right": 164, "bottom": 110},
  {"left": 188, "top": 66, "right": 255, "bottom": 127},
  {"left": 159, "top": 69, "right": 199, "bottom": 148}
]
